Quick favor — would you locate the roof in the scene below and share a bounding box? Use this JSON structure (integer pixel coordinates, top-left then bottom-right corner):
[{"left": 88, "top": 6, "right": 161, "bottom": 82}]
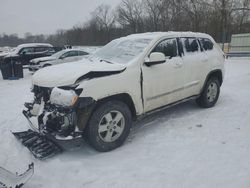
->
[
  {"left": 17, "top": 43, "right": 53, "bottom": 48},
  {"left": 60, "top": 48, "right": 87, "bottom": 53},
  {"left": 15, "top": 43, "right": 53, "bottom": 53},
  {"left": 124, "top": 31, "right": 214, "bottom": 41}
]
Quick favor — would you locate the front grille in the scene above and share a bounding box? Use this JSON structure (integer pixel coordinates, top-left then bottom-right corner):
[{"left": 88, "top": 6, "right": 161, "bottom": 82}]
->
[{"left": 33, "top": 85, "right": 52, "bottom": 103}]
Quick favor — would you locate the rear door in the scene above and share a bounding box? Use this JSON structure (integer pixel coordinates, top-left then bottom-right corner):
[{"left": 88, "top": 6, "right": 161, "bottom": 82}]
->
[
  {"left": 180, "top": 37, "right": 206, "bottom": 97},
  {"left": 142, "top": 38, "right": 186, "bottom": 112}
]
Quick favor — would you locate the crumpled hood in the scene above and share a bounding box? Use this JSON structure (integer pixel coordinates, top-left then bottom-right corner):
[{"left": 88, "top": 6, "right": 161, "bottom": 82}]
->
[
  {"left": 31, "top": 56, "right": 57, "bottom": 63},
  {"left": 32, "top": 58, "right": 126, "bottom": 87}
]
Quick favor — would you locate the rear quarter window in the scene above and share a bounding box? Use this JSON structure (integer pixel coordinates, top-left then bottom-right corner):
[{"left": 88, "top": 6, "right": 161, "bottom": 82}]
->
[
  {"left": 78, "top": 51, "right": 88, "bottom": 56},
  {"left": 199, "top": 38, "right": 214, "bottom": 51},
  {"left": 35, "top": 47, "right": 46, "bottom": 53}
]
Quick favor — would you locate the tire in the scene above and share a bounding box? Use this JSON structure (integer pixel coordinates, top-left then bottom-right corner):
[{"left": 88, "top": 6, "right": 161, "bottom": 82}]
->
[
  {"left": 196, "top": 77, "right": 220, "bottom": 108},
  {"left": 86, "top": 100, "right": 132, "bottom": 152}
]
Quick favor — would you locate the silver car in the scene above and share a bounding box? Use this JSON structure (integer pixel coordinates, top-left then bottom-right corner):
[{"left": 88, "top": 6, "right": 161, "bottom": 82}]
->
[{"left": 29, "top": 49, "right": 89, "bottom": 72}]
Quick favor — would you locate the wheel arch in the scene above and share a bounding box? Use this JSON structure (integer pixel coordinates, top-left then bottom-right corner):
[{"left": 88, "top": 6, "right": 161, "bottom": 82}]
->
[
  {"left": 77, "top": 93, "right": 138, "bottom": 132},
  {"left": 200, "top": 69, "right": 223, "bottom": 94},
  {"left": 97, "top": 93, "right": 137, "bottom": 120},
  {"left": 205, "top": 69, "right": 223, "bottom": 86}
]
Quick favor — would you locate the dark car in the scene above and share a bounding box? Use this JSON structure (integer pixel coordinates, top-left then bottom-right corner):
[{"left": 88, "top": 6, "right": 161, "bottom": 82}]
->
[{"left": 2, "top": 43, "right": 55, "bottom": 65}]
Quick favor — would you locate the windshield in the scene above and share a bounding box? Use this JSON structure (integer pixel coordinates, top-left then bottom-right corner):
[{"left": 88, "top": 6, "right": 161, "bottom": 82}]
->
[
  {"left": 93, "top": 38, "right": 152, "bottom": 64},
  {"left": 51, "top": 50, "right": 67, "bottom": 58}
]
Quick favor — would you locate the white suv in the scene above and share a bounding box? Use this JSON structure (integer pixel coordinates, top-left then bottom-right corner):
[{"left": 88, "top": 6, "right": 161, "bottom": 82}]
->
[{"left": 23, "top": 32, "right": 225, "bottom": 152}]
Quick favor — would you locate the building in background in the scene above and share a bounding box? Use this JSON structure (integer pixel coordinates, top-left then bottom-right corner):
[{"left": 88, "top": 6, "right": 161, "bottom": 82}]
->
[{"left": 227, "top": 33, "right": 250, "bottom": 57}]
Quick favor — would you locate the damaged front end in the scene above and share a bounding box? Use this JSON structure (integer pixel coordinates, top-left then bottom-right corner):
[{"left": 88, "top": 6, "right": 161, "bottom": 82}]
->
[{"left": 13, "top": 85, "right": 95, "bottom": 160}]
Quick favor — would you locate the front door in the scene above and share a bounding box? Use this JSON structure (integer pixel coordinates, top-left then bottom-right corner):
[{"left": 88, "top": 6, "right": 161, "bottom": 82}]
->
[{"left": 142, "top": 38, "right": 186, "bottom": 112}]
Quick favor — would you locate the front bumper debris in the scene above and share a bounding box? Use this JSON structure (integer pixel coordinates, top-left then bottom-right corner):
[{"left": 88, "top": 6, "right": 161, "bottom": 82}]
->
[
  {"left": 12, "top": 130, "right": 62, "bottom": 160},
  {"left": 0, "top": 163, "right": 34, "bottom": 188},
  {"left": 14, "top": 104, "right": 83, "bottom": 160}
]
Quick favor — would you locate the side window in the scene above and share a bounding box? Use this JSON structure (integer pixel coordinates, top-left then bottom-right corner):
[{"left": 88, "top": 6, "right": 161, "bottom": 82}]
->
[
  {"left": 182, "top": 38, "right": 199, "bottom": 53},
  {"left": 47, "top": 47, "right": 55, "bottom": 53},
  {"left": 60, "top": 51, "right": 78, "bottom": 59},
  {"left": 60, "top": 52, "right": 70, "bottom": 59},
  {"left": 152, "top": 38, "right": 178, "bottom": 58},
  {"left": 34, "top": 47, "right": 46, "bottom": 53},
  {"left": 68, "top": 51, "right": 78, "bottom": 57},
  {"left": 199, "top": 38, "right": 214, "bottom": 51},
  {"left": 78, "top": 51, "right": 88, "bottom": 56},
  {"left": 19, "top": 47, "right": 34, "bottom": 54}
]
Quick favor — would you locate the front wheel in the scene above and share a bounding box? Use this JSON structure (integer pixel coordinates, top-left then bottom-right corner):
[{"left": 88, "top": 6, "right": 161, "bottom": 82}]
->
[
  {"left": 86, "top": 100, "right": 132, "bottom": 152},
  {"left": 196, "top": 77, "right": 220, "bottom": 108}
]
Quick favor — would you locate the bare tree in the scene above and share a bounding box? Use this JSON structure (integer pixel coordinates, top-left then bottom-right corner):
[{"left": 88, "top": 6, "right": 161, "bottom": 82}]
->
[
  {"left": 117, "top": 0, "right": 145, "bottom": 33},
  {"left": 182, "top": 0, "right": 211, "bottom": 31},
  {"left": 91, "top": 4, "right": 116, "bottom": 31},
  {"left": 144, "top": 0, "right": 163, "bottom": 31}
]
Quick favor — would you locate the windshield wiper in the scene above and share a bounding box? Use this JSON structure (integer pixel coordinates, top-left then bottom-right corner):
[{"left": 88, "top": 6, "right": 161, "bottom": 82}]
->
[{"left": 100, "top": 59, "right": 113, "bottom": 64}]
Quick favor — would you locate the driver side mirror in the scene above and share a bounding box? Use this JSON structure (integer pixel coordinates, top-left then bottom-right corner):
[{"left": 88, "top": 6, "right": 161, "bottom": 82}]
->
[{"left": 144, "top": 52, "right": 166, "bottom": 67}]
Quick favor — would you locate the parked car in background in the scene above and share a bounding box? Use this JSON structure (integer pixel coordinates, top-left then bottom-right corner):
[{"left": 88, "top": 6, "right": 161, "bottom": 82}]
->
[
  {"left": 2, "top": 43, "right": 55, "bottom": 65},
  {"left": 22, "top": 32, "right": 225, "bottom": 155},
  {"left": 29, "top": 49, "right": 89, "bottom": 72}
]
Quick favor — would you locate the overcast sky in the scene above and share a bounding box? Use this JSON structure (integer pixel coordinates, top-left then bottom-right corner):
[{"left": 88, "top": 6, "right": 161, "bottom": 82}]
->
[{"left": 0, "top": 0, "right": 120, "bottom": 37}]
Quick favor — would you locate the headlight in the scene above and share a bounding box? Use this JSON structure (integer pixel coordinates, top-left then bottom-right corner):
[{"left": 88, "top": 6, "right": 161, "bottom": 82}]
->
[{"left": 50, "top": 87, "right": 79, "bottom": 107}]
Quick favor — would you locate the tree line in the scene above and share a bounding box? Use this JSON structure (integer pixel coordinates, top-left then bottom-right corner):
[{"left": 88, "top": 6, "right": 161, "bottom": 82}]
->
[{"left": 1, "top": 0, "right": 250, "bottom": 47}]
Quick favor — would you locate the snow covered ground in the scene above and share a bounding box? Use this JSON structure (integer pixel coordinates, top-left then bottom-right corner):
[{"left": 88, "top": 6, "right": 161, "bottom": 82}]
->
[{"left": 0, "top": 58, "right": 250, "bottom": 188}]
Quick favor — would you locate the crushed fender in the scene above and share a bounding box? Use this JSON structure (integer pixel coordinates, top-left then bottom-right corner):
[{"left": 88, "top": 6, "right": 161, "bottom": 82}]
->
[{"left": 0, "top": 163, "right": 34, "bottom": 188}]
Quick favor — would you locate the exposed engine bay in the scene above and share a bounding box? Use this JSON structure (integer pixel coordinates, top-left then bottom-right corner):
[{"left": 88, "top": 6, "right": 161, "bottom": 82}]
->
[
  {"left": 27, "top": 85, "right": 79, "bottom": 137},
  {"left": 13, "top": 85, "right": 95, "bottom": 159}
]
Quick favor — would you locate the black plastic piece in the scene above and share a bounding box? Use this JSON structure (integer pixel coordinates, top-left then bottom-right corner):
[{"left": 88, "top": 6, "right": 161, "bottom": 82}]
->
[
  {"left": 0, "top": 60, "right": 12, "bottom": 79},
  {"left": 13, "top": 60, "right": 23, "bottom": 78},
  {"left": 12, "top": 130, "right": 62, "bottom": 160}
]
